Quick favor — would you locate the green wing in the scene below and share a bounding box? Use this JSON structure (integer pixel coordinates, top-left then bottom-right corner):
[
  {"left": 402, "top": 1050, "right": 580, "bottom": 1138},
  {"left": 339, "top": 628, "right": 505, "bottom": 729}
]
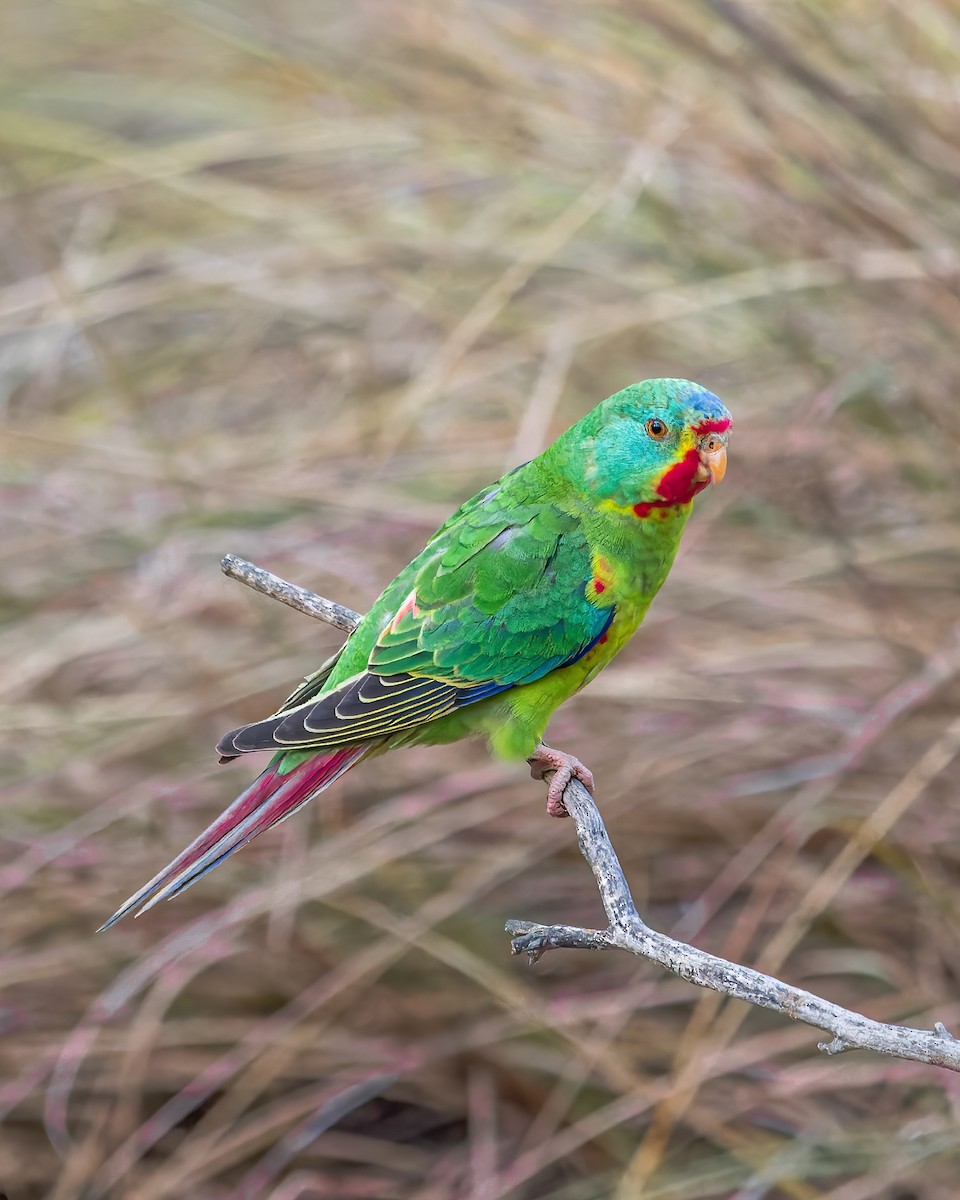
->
[
  {"left": 373, "top": 501, "right": 609, "bottom": 682},
  {"left": 216, "top": 492, "right": 612, "bottom": 756}
]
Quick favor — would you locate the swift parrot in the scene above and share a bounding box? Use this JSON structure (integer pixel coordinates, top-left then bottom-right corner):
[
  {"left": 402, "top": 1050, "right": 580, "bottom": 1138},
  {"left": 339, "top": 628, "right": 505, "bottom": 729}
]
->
[{"left": 101, "top": 378, "right": 731, "bottom": 927}]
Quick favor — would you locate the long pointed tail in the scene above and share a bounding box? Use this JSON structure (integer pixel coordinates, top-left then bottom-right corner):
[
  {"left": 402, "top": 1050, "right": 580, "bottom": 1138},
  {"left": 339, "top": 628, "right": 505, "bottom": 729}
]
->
[{"left": 99, "top": 745, "right": 370, "bottom": 929}]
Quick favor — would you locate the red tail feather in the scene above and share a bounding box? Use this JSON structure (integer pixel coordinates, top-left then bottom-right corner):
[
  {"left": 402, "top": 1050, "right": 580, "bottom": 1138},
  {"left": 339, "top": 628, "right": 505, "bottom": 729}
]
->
[{"left": 99, "top": 745, "right": 371, "bottom": 928}]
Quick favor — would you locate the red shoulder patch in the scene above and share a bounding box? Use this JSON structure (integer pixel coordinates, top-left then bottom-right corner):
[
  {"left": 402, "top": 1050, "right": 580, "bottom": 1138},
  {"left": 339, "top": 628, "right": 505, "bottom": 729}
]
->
[{"left": 385, "top": 589, "right": 421, "bottom": 634}]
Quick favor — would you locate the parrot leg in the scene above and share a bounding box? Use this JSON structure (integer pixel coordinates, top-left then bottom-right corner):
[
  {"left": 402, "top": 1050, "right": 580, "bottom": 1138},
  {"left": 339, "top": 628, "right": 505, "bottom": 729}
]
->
[{"left": 527, "top": 744, "right": 596, "bottom": 818}]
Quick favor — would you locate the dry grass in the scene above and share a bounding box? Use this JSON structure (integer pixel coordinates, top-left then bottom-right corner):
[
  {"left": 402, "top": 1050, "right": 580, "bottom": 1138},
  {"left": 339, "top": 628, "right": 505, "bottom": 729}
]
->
[{"left": 2, "top": 1, "right": 960, "bottom": 1196}]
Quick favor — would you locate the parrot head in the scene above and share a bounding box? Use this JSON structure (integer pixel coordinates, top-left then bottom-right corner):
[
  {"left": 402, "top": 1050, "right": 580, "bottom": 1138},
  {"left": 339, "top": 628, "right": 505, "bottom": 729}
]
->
[{"left": 557, "top": 378, "right": 731, "bottom": 512}]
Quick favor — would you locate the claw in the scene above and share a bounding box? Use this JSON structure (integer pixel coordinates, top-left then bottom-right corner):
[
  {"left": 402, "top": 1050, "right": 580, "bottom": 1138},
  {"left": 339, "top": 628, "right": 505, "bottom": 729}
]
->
[{"left": 527, "top": 744, "right": 595, "bottom": 817}]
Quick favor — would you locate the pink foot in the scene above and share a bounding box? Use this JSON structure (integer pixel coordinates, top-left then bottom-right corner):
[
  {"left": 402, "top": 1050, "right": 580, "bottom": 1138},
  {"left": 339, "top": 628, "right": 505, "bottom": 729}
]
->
[{"left": 527, "top": 744, "right": 596, "bottom": 818}]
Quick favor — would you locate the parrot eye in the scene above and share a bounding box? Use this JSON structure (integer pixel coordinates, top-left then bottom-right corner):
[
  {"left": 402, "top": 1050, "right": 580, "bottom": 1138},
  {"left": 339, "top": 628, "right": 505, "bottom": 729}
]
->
[{"left": 645, "top": 418, "right": 669, "bottom": 439}]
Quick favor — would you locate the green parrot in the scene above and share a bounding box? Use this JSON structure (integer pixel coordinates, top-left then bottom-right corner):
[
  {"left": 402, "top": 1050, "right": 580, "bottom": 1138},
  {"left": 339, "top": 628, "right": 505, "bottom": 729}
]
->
[{"left": 101, "top": 378, "right": 730, "bottom": 927}]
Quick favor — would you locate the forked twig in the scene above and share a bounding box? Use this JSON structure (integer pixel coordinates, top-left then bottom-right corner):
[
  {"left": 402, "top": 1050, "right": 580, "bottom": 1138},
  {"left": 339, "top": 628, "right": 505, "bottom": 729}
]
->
[{"left": 221, "top": 553, "right": 960, "bottom": 1071}]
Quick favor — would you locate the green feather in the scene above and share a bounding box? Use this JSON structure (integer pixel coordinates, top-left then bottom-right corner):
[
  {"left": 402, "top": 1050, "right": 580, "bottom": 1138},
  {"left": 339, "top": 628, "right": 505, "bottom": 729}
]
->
[
  {"left": 102, "top": 378, "right": 733, "bottom": 926},
  {"left": 226, "top": 378, "right": 731, "bottom": 767}
]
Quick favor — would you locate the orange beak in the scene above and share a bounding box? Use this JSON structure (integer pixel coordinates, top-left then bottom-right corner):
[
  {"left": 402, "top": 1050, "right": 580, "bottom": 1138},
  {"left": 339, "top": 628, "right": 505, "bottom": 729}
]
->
[{"left": 695, "top": 433, "right": 728, "bottom": 486}]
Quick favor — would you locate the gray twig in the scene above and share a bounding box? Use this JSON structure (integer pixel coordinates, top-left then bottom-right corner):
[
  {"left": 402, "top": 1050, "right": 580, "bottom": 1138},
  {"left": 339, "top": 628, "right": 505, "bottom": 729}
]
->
[
  {"left": 221, "top": 554, "right": 361, "bottom": 633},
  {"left": 509, "top": 780, "right": 960, "bottom": 1071},
  {"left": 221, "top": 554, "right": 960, "bottom": 1072}
]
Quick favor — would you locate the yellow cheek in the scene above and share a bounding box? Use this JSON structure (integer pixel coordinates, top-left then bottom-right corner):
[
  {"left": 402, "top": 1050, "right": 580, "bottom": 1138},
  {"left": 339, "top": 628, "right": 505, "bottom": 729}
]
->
[{"left": 597, "top": 497, "right": 637, "bottom": 518}]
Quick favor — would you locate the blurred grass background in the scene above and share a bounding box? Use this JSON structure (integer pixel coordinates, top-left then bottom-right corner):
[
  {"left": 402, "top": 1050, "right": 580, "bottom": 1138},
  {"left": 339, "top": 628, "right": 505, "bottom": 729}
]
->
[{"left": 3, "top": 0, "right": 960, "bottom": 1196}]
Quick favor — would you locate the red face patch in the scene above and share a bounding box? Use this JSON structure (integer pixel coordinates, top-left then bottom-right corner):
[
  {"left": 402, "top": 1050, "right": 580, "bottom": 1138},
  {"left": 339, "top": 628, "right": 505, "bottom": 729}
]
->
[
  {"left": 692, "top": 416, "right": 731, "bottom": 437},
  {"left": 632, "top": 448, "right": 708, "bottom": 516},
  {"left": 655, "top": 448, "right": 704, "bottom": 504},
  {"left": 632, "top": 415, "right": 728, "bottom": 517}
]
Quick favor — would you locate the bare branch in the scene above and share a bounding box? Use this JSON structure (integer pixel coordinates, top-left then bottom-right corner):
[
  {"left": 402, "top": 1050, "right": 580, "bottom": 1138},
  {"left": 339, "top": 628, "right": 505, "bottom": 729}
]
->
[
  {"left": 503, "top": 921, "right": 614, "bottom": 961},
  {"left": 221, "top": 554, "right": 960, "bottom": 1073},
  {"left": 509, "top": 780, "right": 960, "bottom": 1071},
  {"left": 221, "top": 554, "right": 361, "bottom": 632}
]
